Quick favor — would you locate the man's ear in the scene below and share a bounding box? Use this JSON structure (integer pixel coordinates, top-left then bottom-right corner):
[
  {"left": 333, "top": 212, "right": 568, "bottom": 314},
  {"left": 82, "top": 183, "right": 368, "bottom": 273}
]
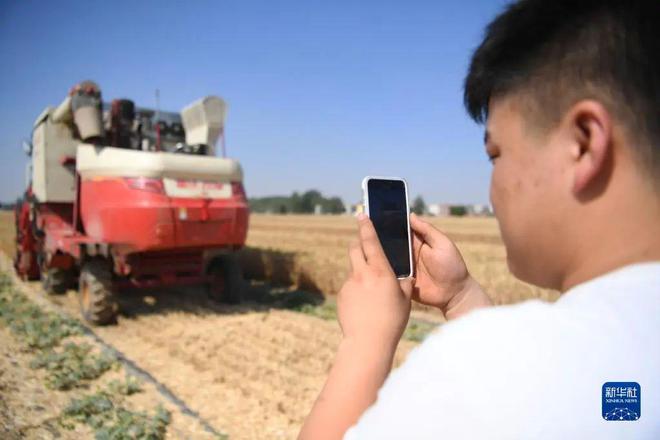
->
[{"left": 565, "top": 100, "right": 613, "bottom": 194}]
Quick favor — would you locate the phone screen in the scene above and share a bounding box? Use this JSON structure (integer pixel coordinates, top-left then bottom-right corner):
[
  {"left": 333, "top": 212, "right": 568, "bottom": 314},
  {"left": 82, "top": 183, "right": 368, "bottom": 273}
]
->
[{"left": 367, "top": 179, "right": 411, "bottom": 277}]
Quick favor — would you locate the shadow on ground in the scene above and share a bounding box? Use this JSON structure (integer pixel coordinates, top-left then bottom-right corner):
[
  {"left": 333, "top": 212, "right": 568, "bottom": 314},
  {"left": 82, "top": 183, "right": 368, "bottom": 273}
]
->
[
  {"left": 116, "top": 280, "right": 325, "bottom": 321},
  {"left": 238, "top": 246, "right": 321, "bottom": 293},
  {"left": 115, "top": 247, "right": 326, "bottom": 321}
]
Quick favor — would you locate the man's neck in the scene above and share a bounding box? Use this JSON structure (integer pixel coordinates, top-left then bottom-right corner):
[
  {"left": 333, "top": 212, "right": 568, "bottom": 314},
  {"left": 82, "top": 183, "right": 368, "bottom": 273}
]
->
[{"left": 560, "top": 182, "right": 660, "bottom": 292}]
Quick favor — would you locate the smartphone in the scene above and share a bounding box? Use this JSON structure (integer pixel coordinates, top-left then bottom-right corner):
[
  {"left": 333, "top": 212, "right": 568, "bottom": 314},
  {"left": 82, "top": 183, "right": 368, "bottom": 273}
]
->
[{"left": 362, "top": 176, "right": 413, "bottom": 279}]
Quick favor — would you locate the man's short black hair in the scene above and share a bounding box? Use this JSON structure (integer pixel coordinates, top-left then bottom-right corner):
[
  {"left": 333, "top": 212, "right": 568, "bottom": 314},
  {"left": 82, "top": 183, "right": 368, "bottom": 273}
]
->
[{"left": 464, "top": 0, "right": 659, "bottom": 173}]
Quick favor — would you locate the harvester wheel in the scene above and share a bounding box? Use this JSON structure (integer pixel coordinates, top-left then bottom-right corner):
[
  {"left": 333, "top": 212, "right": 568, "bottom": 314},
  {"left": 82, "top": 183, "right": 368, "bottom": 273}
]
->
[
  {"left": 78, "top": 259, "right": 117, "bottom": 325},
  {"left": 207, "top": 254, "right": 245, "bottom": 304},
  {"left": 41, "top": 268, "right": 71, "bottom": 295}
]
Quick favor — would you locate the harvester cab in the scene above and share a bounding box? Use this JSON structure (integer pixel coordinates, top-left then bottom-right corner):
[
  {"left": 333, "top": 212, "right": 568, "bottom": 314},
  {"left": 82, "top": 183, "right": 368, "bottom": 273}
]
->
[{"left": 15, "top": 81, "right": 250, "bottom": 325}]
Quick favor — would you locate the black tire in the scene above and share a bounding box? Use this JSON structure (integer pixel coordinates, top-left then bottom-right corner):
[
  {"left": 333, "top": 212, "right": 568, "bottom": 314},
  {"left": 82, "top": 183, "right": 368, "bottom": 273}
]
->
[
  {"left": 41, "top": 268, "right": 70, "bottom": 295},
  {"left": 78, "top": 259, "right": 117, "bottom": 325},
  {"left": 207, "top": 254, "right": 245, "bottom": 304}
]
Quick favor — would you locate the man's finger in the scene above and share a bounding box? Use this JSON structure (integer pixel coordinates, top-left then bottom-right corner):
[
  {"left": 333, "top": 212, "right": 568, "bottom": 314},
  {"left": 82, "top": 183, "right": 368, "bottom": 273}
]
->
[
  {"left": 411, "top": 229, "right": 424, "bottom": 258},
  {"left": 410, "top": 213, "right": 442, "bottom": 248},
  {"left": 399, "top": 277, "right": 415, "bottom": 299},
  {"left": 357, "top": 215, "right": 389, "bottom": 269},
  {"left": 411, "top": 231, "right": 426, "bottom": 274},
  {"left": 348, "top": 239, "right": 366, "bottom": 273}
]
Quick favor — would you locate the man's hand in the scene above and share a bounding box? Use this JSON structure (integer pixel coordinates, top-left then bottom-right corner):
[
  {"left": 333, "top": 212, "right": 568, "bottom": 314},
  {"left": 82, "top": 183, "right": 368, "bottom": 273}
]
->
[
  {"left": 298, "top": 214, "right": 413, "bottom": 440},
  {"left": 410, "top": 213, "right": 493, "bottom": 320},
  {"left": 338, "top": 214, "right": 413, "bottom": 351}
]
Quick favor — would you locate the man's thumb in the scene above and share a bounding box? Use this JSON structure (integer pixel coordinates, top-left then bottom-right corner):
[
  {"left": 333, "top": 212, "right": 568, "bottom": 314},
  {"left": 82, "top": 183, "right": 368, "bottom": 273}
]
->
[{"left": 410, "top": 213, "right": 441, "bottom": 248}]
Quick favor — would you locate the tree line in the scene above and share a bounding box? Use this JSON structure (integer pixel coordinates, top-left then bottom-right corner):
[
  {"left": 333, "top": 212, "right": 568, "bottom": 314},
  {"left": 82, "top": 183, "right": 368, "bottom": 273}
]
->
[{"left": 249, "top": 190, "right": 346, "bottom": 214}]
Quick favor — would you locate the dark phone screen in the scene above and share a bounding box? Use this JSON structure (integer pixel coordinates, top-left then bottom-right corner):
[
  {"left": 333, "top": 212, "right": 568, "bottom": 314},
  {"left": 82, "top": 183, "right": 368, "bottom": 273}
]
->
[{"left": 367, "top": 179, "right": 411, "bottom": 277}]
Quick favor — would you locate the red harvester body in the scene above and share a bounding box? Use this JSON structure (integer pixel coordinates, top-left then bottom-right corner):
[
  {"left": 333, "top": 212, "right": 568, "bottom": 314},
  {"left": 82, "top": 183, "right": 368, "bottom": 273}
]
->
[{"left": 15, "top": 81, "right": 249, "bottom": 324}]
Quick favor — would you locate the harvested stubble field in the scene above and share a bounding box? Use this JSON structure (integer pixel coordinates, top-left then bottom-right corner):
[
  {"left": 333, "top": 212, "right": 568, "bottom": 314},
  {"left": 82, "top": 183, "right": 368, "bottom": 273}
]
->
[
  {"left": 0, "top": 211, "right": 558, "bottom": 439},
  {"left": 240, "top": 214, "right": 559, "bottom": 306}
]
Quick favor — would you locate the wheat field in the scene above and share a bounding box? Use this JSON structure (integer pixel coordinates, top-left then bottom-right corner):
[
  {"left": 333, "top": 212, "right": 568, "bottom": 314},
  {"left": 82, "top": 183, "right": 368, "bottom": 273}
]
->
[
  {"left": 0, "top": 211, "right": 14, "bottom": 258},
  {"left": 239, "top": 214, "right": 559, "bottom": 306}
]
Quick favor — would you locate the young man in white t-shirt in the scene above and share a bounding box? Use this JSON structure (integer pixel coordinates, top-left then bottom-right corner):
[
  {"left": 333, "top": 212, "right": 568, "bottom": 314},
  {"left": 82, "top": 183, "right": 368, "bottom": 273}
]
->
[{"left": 299, "top": 0, "right": 659, "bottom": 438}]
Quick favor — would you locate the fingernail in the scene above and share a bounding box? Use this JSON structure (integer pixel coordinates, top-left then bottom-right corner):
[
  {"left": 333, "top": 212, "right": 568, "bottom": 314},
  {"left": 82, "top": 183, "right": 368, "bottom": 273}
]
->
[{"left": 357, "top": 213, "right": 367, "bottom": 221}]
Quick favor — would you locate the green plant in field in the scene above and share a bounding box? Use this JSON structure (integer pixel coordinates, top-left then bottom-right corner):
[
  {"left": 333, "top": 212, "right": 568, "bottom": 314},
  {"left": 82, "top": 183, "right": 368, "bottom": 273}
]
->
[
  {"left": 1, "top": 272, "right": 172, "bottom": 438},
  {"left": 61, "top": 390, "right": 171, "bottom": 440},
  {"left": 0, "top": 273, "right": 10, "bottom": 289},
  {"left": 98, "top": 406, "right": 170, "bottom": 440},
  {"left": 30, "top": 342, "right": 116, "bottom": 390},
  {"left": 108, "top": 375, "right": 143, "bottom": 396},
  {"left": 60, "top": 391, "right": 114, "bottom": 430},
  {"left": 1, "top": 274, "right": 114, "bottom": 390},
  {"left": 0, "top": 275, "right": 81, "bottom": 350}
]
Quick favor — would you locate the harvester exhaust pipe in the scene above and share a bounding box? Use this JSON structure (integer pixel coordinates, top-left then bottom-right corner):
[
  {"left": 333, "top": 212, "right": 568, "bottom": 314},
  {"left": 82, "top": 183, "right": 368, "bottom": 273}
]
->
[{"left": 52, "top": 80, "right": 104, "bottom": 142}]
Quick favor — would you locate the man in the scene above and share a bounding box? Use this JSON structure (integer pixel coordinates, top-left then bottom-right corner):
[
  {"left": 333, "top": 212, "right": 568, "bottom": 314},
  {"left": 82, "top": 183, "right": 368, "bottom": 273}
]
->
[{"left": 299, "top": 0, "right": 659, "bottom": 438}]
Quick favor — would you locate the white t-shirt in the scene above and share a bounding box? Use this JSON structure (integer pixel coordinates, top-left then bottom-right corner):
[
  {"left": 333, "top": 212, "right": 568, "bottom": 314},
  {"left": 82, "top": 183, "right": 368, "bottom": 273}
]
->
[{"left": 345, "top": 262, "right": 660, "bottom": 439}]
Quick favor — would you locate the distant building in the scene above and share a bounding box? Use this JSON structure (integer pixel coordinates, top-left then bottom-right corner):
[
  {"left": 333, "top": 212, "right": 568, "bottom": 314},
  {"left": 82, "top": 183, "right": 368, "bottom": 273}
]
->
[
  {"left": 466, "top": 204, "right": 494, "bottom": 216},
  {"left": 428, "top": 203, "right": 450, "bottom": 217}
]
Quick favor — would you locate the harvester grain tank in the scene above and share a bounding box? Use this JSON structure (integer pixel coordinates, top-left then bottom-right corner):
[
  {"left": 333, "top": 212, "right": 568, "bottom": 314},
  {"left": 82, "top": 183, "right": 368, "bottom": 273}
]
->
[{"left": 14, "top": 81, "right": 249, "bottom": 324}]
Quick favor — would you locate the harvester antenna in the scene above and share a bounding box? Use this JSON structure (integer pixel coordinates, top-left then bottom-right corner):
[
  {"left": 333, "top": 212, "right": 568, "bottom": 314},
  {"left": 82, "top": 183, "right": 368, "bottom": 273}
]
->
[
  {"left": 155, "top": 88, "right": 161, "bottom": 151},
  {"left": 155, "top": 88, "right": 160, "bottom": 119}
]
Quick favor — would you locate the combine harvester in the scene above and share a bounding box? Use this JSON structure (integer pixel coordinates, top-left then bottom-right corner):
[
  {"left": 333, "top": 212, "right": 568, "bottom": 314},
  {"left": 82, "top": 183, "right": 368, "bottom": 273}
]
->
[{"left": 14, "top": 81, "right": 249, "bottom": 324}]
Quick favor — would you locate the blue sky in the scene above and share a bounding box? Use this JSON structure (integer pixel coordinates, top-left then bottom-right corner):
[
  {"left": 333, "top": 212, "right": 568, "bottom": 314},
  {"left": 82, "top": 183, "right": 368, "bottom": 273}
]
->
[{"left": 0, "top": 0, "right": 508, "bottom": 206}]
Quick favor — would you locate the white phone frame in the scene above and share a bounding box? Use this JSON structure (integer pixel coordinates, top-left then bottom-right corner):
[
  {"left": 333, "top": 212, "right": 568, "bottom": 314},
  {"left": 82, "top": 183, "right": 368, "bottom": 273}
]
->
[{"left": 361, "top": 176, "right": 414, "bottom": 279}]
